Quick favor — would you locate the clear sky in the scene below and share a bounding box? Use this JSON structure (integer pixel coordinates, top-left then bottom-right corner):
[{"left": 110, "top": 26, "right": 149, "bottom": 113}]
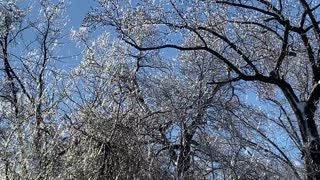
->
[{"left": 67, "top": 0, "right": 98, "bottom": 28}]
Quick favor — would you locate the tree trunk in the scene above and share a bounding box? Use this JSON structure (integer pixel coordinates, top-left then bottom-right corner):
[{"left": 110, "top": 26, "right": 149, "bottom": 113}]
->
[
  {"left": 280, "top": 82, "right": 320, "bottom": 179},
  {"left": 303, "top": 105, "right": 320, "bottom": 180},
  {"left": 304, "top": 126, "right": 320, "bottom": 179},
  {"left": 305, "top": 142, "right": 320, "bottom": 180},
  {"left": 177, "top": 143, "right": 191, "bottom": 179}
]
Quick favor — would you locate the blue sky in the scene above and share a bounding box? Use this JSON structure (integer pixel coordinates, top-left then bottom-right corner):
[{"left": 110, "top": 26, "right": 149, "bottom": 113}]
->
[
  {"left": 63, "top": 0, "right": 99, "bottom": 68},
  {"left": 67, "top": 0, "right": 97, "bottom": 28}
]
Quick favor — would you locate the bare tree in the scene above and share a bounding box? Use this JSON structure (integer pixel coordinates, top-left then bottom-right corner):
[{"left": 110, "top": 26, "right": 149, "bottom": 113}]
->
[
  {"left": 0, "top": 0, "right": 69, "bottom": 179},
  {"left": 84, "top": 0, "right": 320, "bottom": 179},
  {"left": 3, "top": 0, "right": 320, "bottom": 179}
]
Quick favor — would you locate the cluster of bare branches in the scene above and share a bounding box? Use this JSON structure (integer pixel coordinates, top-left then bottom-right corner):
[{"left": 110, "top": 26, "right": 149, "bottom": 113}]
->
[{"left": 2, "top": 0, "right": 320, "bottom": 180}]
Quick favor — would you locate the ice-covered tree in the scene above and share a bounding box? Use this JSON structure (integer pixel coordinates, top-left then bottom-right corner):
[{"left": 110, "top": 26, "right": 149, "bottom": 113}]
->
[
  {"left": 0, "top": 0, "right": 69, "bottom": 179},
  {"left": 83, "top": 0, "right": 320, "bottom": 179}
]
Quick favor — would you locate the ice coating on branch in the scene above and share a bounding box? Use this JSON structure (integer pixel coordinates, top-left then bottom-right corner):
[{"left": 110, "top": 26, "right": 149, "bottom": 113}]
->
[{"left": 297, "top": 101, "right": 307, "bottom": 116}]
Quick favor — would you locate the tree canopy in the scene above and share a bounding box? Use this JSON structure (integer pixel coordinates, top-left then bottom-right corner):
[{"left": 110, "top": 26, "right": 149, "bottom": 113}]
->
[{"left": 1, "top": 0, "right": 320, "bottom": 179}]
